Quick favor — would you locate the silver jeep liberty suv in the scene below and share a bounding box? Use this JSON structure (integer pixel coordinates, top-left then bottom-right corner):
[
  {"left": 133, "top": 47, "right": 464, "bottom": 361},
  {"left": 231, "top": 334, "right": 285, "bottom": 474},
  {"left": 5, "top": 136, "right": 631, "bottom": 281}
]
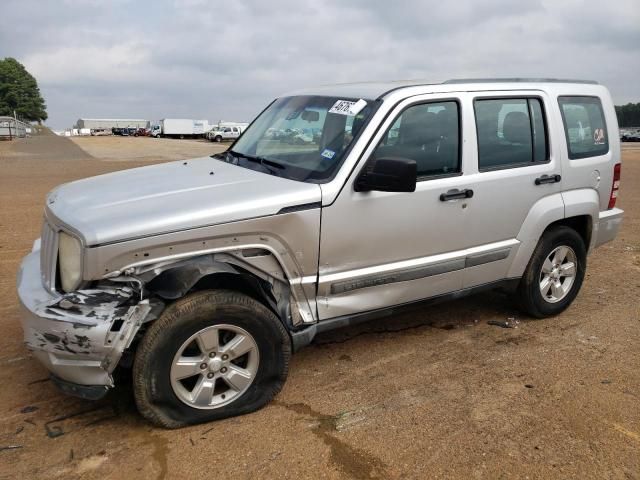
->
[{"left": 18, "top": 78, "right": 623, "bottom": 427}]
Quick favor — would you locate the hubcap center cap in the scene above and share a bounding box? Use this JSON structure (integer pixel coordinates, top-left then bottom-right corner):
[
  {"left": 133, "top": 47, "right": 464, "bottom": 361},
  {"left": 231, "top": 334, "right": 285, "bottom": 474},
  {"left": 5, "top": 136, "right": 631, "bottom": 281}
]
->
[{"left": 208, "top": 357, "right": 223, "bottom": 373}]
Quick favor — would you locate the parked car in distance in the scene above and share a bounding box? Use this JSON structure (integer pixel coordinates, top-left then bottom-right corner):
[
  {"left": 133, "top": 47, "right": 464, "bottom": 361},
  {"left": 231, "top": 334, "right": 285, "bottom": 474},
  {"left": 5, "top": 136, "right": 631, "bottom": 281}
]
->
[
  {"left": 90, "top": 128, "right": 112, "bottom": 136},
  {"left": 18, "top": 78, "right": 623, "bottom": 428},
  {"left": 133, "top": 127, "right": 151, "bottom": 137},
  {"left": 112, "top": 127, "right": 137, "bottom": 136},
  {"left": 206, "top": 122, "right": 248, "bottom": 142},
  {"left": 620, "top": 129, "right": 640, "bottom": 142}
]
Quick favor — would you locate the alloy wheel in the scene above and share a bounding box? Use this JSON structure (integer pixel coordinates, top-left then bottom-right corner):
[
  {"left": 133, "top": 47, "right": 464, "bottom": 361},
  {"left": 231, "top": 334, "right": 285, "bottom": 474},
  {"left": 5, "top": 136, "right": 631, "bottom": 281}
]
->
[
  {"left": 170, "top": 324, "right": 259, "bottom": 409},
  {"left": 539, "top": 245, "right": 577, "bottom": 303}
]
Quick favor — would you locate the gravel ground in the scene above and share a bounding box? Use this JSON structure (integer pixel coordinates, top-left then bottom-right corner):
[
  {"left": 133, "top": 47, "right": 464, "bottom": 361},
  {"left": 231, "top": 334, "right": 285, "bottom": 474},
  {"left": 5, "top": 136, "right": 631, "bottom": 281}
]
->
[{"left": 0, "top": 133, "right": 638, "bottom": 480}]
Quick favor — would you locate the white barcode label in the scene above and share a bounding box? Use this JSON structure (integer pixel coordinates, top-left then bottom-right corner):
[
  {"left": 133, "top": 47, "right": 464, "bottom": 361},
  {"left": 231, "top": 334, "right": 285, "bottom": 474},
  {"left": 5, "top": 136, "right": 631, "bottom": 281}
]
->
[{"left": 328, "top": 99, "right": 367, "bottom": 116}]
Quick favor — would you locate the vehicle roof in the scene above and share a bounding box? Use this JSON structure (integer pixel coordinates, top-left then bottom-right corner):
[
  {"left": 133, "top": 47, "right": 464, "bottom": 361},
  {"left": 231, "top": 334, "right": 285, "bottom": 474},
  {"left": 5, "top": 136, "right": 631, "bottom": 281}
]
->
[{"left": 285, "top": 78, "right": 601, "bottom": 100}]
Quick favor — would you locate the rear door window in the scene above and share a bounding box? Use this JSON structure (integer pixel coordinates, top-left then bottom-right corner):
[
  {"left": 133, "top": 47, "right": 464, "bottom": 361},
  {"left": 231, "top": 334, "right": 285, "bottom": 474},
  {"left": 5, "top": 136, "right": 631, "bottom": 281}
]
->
[
  {"left": 558, "top": 96, "right": 608, "bottom": 159},
  {"left": 474, "top": 98, "right": 549, "bottom": 170}
]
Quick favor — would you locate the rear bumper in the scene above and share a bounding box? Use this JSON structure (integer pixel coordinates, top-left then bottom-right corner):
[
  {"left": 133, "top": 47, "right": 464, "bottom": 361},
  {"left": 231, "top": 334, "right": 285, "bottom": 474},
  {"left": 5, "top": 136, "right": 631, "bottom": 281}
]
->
[{"left": 594, "top": 208, "right": 624, "bottom": 248}]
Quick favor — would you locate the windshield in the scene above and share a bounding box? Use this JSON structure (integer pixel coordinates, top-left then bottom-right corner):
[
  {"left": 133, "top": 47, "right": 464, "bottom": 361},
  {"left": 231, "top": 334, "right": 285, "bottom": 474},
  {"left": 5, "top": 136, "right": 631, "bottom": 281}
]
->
[{"left": 223, "top": 95, "right": 376, "bottom": 183}]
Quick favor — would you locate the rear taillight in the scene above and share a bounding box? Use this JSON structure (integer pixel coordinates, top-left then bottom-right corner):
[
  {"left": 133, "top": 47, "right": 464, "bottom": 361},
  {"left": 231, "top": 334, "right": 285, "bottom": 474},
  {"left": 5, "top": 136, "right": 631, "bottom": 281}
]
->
[{"left": 608, "top": 163, "right": 621, "bottom": 209}]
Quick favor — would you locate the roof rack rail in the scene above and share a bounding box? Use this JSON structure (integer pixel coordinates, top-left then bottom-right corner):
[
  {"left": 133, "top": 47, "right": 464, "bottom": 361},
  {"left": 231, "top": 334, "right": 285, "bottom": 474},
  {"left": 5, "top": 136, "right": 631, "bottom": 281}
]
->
[{"left": 443, "top": 78, "right": 599, "bottom": 85}]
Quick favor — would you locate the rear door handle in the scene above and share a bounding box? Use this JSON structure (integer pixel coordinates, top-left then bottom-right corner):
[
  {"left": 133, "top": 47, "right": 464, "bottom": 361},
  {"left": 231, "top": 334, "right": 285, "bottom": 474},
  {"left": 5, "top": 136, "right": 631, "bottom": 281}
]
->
[
  {"left": 440, "top": 188, "right": 474, "bottom": 201},
  {"left": 535, "top": 174, "right": 561, "bottom": 185}
]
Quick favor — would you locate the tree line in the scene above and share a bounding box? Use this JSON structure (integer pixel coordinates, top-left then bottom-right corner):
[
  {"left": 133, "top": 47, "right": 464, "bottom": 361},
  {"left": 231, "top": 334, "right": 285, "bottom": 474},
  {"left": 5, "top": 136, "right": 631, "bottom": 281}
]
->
[
  {"left": 616, "top": 103, "right": 640, "bottom": 128},
  {"left": 0, "top": 57, "right": 47, "bottom": 123}
]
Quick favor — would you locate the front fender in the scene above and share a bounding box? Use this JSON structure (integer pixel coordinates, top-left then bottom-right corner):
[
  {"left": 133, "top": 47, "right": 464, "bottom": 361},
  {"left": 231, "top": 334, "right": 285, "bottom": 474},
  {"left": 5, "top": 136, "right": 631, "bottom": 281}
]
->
[{"left": 83, "top": 209, "right": 321, "bottom": 325}]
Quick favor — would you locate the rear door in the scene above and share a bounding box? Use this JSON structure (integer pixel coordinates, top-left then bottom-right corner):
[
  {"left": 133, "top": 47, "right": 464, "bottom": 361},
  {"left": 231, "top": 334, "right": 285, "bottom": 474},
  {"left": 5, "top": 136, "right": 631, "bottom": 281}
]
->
[{"left": 461, "top": 91, "right": 563, "bottom": 288}]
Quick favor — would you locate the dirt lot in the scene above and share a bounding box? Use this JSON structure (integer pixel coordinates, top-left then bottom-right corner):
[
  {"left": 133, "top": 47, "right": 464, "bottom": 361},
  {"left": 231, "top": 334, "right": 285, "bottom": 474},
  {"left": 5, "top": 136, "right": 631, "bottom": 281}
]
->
[
  {"left": 68, "top": 136, "right": 219, "bottom": 162},
  {"left": 0, "top": 133, "right": 638, "bottom": 479}
]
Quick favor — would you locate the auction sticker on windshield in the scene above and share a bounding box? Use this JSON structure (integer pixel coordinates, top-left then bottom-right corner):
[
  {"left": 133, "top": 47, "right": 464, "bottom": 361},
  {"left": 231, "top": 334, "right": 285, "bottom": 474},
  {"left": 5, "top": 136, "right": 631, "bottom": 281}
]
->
[{"left": 329, "top": 99, "right": 367, "bottom": 116}]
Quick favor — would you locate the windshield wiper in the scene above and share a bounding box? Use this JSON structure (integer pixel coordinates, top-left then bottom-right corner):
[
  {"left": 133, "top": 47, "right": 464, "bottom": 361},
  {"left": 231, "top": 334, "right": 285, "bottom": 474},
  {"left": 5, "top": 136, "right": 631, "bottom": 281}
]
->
[{"left": 227, "top": 150, "right": 286, "bottom": 175}]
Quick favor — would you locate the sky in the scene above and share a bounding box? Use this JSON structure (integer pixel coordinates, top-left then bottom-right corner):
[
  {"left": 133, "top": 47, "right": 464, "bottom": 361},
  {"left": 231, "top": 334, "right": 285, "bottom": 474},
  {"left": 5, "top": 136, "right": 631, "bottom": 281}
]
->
[{"left": 1, "top": 0, "right": 639, "bottom": 129}]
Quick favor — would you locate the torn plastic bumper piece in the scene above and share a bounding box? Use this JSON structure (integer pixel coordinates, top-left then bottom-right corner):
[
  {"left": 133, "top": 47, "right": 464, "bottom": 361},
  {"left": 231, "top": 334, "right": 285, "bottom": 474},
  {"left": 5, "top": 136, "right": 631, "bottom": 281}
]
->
[
  {"left": 50, "top": 375, "right": 110, "bottom": 401},
  {"left": 17, "top": 249, "right": 163, "bottom": 390}
]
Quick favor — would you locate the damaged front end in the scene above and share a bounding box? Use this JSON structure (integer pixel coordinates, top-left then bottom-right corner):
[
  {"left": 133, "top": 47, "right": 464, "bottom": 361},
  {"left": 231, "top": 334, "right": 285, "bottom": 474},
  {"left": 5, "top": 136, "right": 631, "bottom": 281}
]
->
[
  {"left": 18, "top": 249, "right": 163, "bottom": 399},
  {"left": 18, "top": 240, "right": 312, "bottom": 400},
  {"left": 135, "top": 252, "right": 306, "bottom": 327}
]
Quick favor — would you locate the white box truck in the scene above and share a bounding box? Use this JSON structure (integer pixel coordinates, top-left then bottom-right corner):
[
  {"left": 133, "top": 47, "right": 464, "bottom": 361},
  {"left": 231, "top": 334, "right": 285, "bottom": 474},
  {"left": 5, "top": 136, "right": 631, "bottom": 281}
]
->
[{"left": 151, "top": 119, "right": 210, "bottom": 139}]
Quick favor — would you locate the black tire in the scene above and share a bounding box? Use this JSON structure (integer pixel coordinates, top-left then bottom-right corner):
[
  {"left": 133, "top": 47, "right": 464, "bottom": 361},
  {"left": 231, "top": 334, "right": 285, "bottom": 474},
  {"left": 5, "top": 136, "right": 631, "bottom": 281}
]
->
[
  {"left": 133, "top": 290, "right": 291, "bottom": 428},
  {"left": 517, "top": 226, "right": 586, "bottom": 318},
  {"left": 215, "top": 135, "right": 222, "bottom": 142}
]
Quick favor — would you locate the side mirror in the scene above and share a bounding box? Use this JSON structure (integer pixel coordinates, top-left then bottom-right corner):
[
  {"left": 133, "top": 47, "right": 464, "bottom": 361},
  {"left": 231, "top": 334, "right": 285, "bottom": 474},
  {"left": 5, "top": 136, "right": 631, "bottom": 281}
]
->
[{"left": 354, "top": 157, "right": 417, "bottom": 193}]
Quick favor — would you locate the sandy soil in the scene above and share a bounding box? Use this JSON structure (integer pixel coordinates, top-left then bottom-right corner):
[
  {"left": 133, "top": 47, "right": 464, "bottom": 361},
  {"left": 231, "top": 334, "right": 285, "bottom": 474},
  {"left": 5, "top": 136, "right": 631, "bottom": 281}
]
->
[
  {"left": 0, "top": 133, "right": 638, "bottom": 480},
  {"left": 69, "top": 136, "right": 223, "bottom": 162}
]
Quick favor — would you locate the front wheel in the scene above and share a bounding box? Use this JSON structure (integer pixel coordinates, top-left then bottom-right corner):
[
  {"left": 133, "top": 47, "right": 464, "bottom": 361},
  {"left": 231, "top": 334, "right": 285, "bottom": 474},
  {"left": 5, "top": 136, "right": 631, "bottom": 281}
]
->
[
  {"left": 133, "top": 290, "right": 291, "bottom": 428},
  {"left": 214, "top": 135, "right": 222, "bottom": 142},
  {"left": 517, "top": 226, "right": 586, "bottom": 318}
]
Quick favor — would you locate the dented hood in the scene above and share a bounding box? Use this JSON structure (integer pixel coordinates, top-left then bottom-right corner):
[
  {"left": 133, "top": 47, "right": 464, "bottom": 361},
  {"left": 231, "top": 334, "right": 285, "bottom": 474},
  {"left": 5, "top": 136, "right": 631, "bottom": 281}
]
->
[{"left": 46, "top": 156, "right": 322, "bottom": 246}]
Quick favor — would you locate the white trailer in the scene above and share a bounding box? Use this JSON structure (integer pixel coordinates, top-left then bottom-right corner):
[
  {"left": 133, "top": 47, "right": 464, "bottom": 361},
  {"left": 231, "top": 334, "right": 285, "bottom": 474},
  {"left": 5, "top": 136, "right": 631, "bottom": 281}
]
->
[{"left": 151, "top": 119, "right": 210, "bottom": 139}]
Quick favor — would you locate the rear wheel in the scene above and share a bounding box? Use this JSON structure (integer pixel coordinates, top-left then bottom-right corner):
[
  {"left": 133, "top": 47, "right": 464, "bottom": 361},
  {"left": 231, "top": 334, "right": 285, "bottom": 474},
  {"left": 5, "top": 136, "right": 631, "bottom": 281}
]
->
[
  {"left": 133, "top": 290, "right": 291, "bottom": 428},
  {"left": 517, "top": 226, "right": 586, "bottom": 318}
]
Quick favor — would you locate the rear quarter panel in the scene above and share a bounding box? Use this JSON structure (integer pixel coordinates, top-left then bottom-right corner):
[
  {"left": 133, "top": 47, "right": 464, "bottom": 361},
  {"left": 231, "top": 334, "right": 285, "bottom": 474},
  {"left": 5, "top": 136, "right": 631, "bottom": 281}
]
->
[{"left": 551, "top": 84, "right": 620, "bottom": 212}]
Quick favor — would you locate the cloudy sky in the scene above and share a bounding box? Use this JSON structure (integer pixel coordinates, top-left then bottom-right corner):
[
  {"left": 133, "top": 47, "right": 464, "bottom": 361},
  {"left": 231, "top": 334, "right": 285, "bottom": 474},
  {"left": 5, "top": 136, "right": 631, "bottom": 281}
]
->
[{"left": 1, "top": 0, "right": 639, "bottom": 129}]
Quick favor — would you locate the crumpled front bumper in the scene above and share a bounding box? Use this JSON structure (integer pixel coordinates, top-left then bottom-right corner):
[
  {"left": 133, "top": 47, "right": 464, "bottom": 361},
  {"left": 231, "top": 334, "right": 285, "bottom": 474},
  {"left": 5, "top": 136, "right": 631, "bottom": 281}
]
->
[{"left": 17, "top": 246, "right": 160, "bottom": 396}]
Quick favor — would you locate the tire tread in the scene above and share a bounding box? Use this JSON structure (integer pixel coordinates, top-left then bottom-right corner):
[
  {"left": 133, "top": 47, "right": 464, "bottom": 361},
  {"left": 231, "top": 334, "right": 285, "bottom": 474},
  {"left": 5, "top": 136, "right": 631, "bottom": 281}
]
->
[
  {"left": 133, "top": 290, "right": 290, "bottom": 428},
  {"left": 517, "top": 226, "right": 586, "bottom": 318}
]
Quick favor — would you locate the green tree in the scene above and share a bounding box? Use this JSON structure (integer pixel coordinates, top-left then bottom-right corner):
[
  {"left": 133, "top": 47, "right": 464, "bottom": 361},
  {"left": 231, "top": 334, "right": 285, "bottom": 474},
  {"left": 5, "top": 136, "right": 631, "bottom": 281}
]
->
[
  {"left": 615, "top": 103, "right": 640, "bottom": 128},
  {"left": 0, "top": 57, "right": 47, "bottom": 123}
]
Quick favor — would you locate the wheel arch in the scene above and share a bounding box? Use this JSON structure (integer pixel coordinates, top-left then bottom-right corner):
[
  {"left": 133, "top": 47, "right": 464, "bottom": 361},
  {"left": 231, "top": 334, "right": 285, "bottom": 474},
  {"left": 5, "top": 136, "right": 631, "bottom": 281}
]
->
[
  {"left": 134, "top": 251, "right": 310, "bottom": 339},
  {"left": 561, "top": 188, "right": 600, "bottom": 252},
  {"left": 543, "top": 215, "right": 593, "bottom": 252},
  {"left": 507, "top": 190, "right": 599, "bottom": 278},
  {"left": 508, "top": 193, "right": 565, "bottom": 278}
]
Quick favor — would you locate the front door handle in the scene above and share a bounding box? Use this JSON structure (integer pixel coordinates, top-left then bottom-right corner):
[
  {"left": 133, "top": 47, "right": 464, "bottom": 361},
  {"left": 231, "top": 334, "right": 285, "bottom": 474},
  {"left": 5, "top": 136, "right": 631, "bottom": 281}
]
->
[
  {"left": 440, "top": 188, "right": 474, "bottom": 201},
  {"left": 535, "top": 174, "right": 561, "bottom": 185}
]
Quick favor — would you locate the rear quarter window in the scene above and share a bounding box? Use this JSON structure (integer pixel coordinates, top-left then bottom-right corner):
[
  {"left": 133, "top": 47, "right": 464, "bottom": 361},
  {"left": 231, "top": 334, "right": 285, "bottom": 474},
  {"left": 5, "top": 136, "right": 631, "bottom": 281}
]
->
[{"left": 558, "top": 96, "right": 608, "bottom": 159}]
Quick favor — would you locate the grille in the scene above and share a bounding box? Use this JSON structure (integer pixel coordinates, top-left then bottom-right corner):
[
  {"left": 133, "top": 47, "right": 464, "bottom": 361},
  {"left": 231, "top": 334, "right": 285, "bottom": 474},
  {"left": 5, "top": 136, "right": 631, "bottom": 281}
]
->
[{"left": 40, "top": 220, "right": 59, "bottom": 292}]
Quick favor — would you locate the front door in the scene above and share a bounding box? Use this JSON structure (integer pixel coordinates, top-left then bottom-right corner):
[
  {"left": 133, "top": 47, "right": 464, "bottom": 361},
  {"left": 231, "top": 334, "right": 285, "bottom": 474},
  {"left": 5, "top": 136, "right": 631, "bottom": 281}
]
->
[{"left": 317, "top": 94, "right": 475, "bottom": 320}]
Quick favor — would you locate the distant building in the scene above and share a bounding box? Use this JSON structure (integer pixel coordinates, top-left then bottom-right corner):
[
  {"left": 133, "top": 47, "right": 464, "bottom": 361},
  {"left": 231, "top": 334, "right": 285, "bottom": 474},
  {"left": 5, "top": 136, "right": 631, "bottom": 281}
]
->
[{"left": 74, "top": 118, "right": 150, "bottom": 130}]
